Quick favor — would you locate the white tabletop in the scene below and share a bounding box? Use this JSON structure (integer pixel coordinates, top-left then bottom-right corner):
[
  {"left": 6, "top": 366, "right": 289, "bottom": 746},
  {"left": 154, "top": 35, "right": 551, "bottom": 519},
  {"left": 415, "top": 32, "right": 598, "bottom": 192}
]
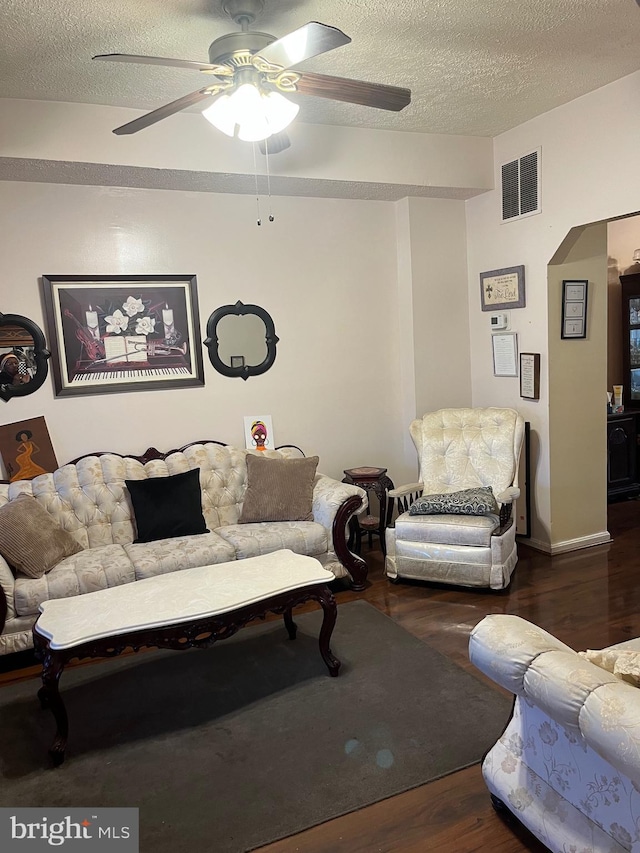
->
[{"left": 35, "top": 549, "right": 334, "bottom": 650}]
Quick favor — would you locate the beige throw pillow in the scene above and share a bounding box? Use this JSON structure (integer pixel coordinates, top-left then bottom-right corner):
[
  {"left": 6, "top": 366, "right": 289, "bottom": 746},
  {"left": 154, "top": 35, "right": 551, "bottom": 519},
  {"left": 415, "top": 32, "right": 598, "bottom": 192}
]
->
[
  {"left": 0, "top": 494, "right": 82, "bottom": 578},
  {"left": 239, "top": 454, "right": 319, "bottom": 524}
]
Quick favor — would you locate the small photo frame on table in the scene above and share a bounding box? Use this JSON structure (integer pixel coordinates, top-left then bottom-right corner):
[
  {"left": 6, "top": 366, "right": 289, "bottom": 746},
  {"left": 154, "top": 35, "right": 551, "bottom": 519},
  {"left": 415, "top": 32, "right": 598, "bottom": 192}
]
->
[
  {"left": 480, "top": 265, "right": 525, "bottom": 311},
  {"left": 561, "top": 280, "right": 588, "bottom": 339},
  {"left": 492, "top": 332, "right": 518, "bottom": 377},
  {"left": 520, "top": 353, "right": 540, "bottom": 400},
  {"left": 42, "top": 275, "right": 205, "bottom": 397}
]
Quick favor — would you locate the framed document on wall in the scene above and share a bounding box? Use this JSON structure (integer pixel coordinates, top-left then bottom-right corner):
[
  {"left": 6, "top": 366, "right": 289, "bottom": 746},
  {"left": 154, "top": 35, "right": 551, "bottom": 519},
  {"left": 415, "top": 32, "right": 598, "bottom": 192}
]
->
[
  {"left": 561, "top": 280, "right": 588, "bottom": 339},
  {"left": 520, "top": 353, "right": 540, "bottom": 400},
  {"left": 492, "top": 332, "right": 518, "bottom": 377}
]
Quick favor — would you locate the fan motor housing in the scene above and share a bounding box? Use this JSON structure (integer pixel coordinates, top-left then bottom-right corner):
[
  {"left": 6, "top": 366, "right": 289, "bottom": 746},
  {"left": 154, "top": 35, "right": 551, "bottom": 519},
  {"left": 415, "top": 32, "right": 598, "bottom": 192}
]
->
[{"left": 208, "top": 31, "right": 275, "bottom": 64}]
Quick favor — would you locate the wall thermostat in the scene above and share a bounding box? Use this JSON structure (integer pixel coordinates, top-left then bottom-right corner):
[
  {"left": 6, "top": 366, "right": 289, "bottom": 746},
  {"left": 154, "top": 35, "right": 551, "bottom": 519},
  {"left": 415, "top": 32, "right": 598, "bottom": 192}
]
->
[{"left": 490, "top": 313, "right": 509, "bottom": 330}]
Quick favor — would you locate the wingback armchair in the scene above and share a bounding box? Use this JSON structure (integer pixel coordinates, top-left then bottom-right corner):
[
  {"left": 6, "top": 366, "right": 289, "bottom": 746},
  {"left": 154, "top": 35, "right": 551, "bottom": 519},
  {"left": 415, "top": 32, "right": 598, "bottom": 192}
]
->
[{"left": 385, "top": 407, "right": 525, "bottom": 589}]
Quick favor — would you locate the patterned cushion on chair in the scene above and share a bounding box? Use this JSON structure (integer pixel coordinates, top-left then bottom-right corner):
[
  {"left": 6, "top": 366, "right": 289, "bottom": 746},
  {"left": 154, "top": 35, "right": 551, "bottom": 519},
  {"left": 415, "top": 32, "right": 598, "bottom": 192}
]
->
[{"left": 409, "top": 486, "right": 499, "bottom": 517}]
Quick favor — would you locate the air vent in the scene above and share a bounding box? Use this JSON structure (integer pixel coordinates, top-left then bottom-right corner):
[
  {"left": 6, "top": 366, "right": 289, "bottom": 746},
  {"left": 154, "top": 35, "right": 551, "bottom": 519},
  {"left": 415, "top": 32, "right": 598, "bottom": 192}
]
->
[{"left": 501, "top": 149, "right": 541, "bottom": 221}]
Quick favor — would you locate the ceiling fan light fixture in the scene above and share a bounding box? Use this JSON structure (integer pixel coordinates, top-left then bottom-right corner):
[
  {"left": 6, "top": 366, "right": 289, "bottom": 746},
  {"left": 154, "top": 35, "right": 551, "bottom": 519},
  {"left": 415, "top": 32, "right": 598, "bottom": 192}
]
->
[
  {"left": 203, "top": 83, "right": 299, "bottom": 142},
  {"left": 202, "top": 94, "right": 236, "bottom": 136}
]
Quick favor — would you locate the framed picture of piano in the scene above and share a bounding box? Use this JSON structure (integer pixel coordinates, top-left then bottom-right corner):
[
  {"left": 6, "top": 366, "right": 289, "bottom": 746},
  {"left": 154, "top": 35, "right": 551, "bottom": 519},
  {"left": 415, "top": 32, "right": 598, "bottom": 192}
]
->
[{"left": 42, "top": 274, "right": 205, "bottom": 397}]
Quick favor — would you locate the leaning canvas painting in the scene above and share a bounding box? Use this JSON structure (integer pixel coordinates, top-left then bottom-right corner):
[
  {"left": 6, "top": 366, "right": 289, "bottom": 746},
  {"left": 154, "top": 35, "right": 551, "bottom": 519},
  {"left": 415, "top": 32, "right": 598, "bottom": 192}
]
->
[{"left": 0, "top": 416, "right": 58, "bottom": 482}]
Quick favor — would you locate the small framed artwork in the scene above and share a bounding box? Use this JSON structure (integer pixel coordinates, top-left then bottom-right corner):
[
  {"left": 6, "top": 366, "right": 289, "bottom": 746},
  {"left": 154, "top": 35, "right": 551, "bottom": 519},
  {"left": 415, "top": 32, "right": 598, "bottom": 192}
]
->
[
  {"left": 42, "top": 274, "right": 205, "bottom": 397},
  {"left": 230, "top": 355, "right": 245, "bottom": 369},
  {"left": 0, "top": 416, "right": 58, "bottom": 482},
  {"left": 480, "top": 265, "right": 526, "bottom": 311},
  {"left": 492, "top": 332, "right": 518, "bottom": 377},
  {"left": 520, "top": 353, "right": 540, "bottom": 400},
  {"left": 243, "top": 415, "right": 275, "bottom": 452},
  {"left": 561, "top": 280, "right": 588, "bottom": 339}
]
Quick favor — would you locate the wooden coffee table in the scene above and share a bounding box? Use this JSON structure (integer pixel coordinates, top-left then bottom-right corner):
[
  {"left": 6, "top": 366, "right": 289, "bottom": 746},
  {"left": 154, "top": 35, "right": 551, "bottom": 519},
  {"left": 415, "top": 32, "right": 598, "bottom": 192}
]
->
[{"left": 32, "top": 549, "right": 340, "bottom": 765}]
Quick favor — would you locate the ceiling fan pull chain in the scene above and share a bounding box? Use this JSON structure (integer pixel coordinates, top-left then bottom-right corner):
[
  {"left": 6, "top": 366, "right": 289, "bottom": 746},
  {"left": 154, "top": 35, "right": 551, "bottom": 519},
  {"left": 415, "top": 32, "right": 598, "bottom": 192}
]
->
[
  {"left": 264, "top": 140, "right": 274, "bottom": 223},
  {"left": 252, "top": 141, "right": 262, "bottom": 226}
]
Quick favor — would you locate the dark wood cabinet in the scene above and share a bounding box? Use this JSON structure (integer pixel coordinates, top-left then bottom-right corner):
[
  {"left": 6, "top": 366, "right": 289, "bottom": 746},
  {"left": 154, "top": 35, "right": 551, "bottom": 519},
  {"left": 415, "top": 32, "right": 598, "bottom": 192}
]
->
[
  {"left": 607, "top": 412, "right": 640, "bottom": 501},
  {"left": 620, "top": 272, "right": 640, "bottom": 410}
]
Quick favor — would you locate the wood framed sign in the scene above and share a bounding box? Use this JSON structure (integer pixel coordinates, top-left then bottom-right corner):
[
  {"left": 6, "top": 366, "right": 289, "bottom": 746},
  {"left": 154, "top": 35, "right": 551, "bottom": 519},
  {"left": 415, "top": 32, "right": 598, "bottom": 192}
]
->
[{"left": 520, "top": 352, "right": 540, "bottom": 400}]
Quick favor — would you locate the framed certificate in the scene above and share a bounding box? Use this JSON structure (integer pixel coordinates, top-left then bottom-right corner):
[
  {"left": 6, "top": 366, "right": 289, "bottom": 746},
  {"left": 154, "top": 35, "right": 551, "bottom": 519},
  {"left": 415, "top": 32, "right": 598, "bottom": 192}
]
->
[{"left": 492, "top": 332, "right": 518, "bottom": 377}]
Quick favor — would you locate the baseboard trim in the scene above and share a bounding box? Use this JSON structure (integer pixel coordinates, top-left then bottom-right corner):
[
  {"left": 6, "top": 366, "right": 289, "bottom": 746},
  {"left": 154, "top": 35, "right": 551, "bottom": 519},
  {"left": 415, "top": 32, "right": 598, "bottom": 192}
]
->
[{"left": 523, "top": 532, "right": 611, "bottom": 555}]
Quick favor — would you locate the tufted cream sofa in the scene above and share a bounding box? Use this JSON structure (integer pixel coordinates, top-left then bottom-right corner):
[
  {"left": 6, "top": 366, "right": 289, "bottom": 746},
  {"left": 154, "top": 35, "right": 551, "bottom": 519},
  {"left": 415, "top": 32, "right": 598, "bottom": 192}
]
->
[
  {"left": 470, "top": 614, "right": 640, "bottom": 853},
  {"left": 0, "top": 441, "right": 367, "bottom": 655}
]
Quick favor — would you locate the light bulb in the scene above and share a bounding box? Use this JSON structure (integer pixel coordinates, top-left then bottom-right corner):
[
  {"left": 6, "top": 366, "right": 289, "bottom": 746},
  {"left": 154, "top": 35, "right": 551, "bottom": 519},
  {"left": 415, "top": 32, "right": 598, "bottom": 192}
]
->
[
  {"left": 203, "top": 84, "right": 299, "bottom": 142},
  {"left": 202, "top": 95, "right": 235, "bottom": 137},
  {"left": 263, "top": 92, "right": 299, "bottom": 135}
]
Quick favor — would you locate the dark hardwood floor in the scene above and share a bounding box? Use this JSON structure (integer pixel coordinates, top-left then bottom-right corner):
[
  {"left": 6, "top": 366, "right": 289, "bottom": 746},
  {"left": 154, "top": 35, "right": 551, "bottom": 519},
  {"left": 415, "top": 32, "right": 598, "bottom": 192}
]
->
[{"left": 3, "top": 500, "right": 640, "bottom": 851}]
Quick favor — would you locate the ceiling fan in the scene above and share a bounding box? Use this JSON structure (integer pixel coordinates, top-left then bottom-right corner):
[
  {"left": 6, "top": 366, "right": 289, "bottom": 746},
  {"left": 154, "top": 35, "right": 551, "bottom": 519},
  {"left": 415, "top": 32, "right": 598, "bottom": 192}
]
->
[{"left": 93, "top": 0, "right": 411, "bottom": 146}]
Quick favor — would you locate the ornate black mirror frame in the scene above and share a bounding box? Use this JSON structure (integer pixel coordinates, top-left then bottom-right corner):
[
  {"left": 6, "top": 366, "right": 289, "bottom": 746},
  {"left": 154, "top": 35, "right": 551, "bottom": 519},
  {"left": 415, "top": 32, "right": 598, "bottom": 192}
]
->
[
  {"left": 0, "top": 313, "right": 51, "bottom": 402},
  {"left": 204, "top": 301, "right": 279, "bottom": 380}
]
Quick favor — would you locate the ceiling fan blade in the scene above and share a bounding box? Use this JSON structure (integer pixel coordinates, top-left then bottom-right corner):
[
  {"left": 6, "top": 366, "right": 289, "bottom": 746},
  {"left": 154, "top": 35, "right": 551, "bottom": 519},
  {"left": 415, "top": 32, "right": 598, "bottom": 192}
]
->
[
  {"left": 296, "top": 72, "right": 411, "bottom": 111},
  {"left": 259, "top": 132, "right": 291, "bottom": 155},
  {"left": 93, "top": 54, "right": 233, "bottom": 76},
  {"left": 257, "top": 22, "right": 350, "bottom": 70},
  {"left": 112, "top": 88, "right": 215, "bottom": 135}
]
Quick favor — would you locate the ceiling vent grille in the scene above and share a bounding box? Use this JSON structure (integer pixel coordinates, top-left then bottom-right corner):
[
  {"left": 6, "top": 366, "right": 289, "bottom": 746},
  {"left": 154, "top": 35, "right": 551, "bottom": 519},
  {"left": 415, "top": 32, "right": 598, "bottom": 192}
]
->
[{"left": 501, "top": 149, "right": 541, "bottom": 222}]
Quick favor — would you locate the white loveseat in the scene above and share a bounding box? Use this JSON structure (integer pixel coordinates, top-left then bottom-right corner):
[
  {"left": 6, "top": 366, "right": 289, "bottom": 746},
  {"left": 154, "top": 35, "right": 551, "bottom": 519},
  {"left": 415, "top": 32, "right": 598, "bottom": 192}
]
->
[
  {"left": 470, "top": 614, "right": 640, "bottom": 853},
  {"left": 0, "top": 441, "right": 367, "bottom": 655}
]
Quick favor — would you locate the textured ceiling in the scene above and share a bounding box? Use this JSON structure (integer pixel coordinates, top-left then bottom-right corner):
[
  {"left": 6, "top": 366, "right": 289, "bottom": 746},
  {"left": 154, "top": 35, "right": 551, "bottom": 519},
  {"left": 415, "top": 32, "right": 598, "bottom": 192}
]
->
[{"left": 2, "top": 0, "right": 640, "bottom": 138}]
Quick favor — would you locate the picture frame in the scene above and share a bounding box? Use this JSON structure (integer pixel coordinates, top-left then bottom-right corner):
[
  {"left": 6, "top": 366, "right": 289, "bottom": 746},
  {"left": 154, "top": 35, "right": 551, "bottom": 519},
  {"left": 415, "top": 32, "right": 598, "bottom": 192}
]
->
[
  {"left": 0, "top": 416, "right": 58, "bottom": 482},
  {"left": 492, "top": 332, "right": 518, "bottom": 377},
  {"left": 480, "top": 265, "right": 526, "bottom": 311},
  {"left": 243, "top": 415, "right": 275, "bottom": 452},
  {"left": 519, "top": 353, "right": 540, "bottom": 400},
  {"left": 561, "top": 280, "right": 588, "bottom": 339},
  {"left": 42, "top": 275, "right": 205, "bottom": 397}
]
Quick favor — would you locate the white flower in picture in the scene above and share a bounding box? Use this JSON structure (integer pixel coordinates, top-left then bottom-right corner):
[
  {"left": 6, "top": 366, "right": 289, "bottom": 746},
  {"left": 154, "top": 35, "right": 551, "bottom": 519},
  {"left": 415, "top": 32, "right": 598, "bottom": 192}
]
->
[
  {"left": 135, "top": 316, "right": 156, "bottom": 336},
  {"left": 122, "top": 296, "right": 145, "bottom": 317},
  {"left": 104, "top": 309, "right": 129, "bottom": 334}
]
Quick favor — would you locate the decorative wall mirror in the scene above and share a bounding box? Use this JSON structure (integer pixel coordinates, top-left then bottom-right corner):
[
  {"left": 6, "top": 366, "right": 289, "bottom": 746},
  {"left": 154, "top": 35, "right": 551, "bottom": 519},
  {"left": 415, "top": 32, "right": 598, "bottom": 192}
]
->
[
  {"left": 0, "top": 313, "right": 50, "bottom": 402},
  {"left": 204, "top": 301, "right": 279, "bottom": 380}
]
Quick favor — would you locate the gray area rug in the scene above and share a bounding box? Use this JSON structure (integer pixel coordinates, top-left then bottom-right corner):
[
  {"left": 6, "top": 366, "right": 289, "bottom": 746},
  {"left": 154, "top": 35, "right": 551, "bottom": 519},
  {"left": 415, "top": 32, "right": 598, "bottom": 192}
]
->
[{"left": 0, "top": 600, "right": 510, "bottom": 852}]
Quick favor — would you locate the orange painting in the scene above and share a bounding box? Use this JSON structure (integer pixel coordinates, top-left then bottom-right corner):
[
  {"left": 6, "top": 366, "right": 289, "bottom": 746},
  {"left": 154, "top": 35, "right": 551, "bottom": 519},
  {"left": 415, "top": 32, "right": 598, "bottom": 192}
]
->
[{"left": 0, "top": 416, "right": 58, "bottom": 482}]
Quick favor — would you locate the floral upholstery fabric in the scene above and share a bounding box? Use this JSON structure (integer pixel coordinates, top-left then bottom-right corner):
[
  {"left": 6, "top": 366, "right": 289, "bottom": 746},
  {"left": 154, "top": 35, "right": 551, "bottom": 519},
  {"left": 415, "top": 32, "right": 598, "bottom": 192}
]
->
[
  {"left": 216, "top": 521, "right": 328, "bottom": 560},
  {"left": 14, "top": 544, "right": 136, "bottom": 617},
  {"left": 0, "top": 444, "right": 366, "bottom": 653},
  {"left": 124, "top": 532, "right": 236, "bottom": 580},
  {"left": 470, "top": 613, "right": 640, "bottom": 852}
]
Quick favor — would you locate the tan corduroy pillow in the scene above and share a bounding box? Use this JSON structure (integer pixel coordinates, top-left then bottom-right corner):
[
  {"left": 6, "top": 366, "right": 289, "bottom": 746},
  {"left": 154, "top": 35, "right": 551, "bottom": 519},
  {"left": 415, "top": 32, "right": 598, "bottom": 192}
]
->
[
  {"left": 0, "top": 494, "right": 82, "bottom": 578},
  {"left": 239, "top": 454, "right": 319, "bottom": 523}
]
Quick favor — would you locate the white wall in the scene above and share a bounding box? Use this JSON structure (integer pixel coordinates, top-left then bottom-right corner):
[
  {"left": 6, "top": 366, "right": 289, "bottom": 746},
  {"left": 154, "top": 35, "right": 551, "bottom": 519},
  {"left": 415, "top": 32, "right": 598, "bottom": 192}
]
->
[
  {"left": 0, "top": 181, "right": 413, "bottom": 482},
  {"left": 466, "top": 69, "right": 640, "bottom": 549}
]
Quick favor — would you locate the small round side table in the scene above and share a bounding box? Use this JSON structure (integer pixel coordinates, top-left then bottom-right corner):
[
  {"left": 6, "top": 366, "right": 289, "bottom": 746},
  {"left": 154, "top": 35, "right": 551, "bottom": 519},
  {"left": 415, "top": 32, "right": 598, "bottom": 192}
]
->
[{"left": 342, "top": 467, "right": 395, "bottom": 556}]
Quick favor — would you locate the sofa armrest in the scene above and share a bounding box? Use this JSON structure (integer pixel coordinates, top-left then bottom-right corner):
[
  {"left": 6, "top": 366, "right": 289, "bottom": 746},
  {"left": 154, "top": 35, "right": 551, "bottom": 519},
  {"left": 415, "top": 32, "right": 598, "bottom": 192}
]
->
[
  {"left": 313, "top": 475, "right": 368, "bottom": 590},
  {"left": 470, "top": 614, "right": 640, "bottom": 786},
  {"left": 0, "top": 553, "right": 14, "bottom": 634}
]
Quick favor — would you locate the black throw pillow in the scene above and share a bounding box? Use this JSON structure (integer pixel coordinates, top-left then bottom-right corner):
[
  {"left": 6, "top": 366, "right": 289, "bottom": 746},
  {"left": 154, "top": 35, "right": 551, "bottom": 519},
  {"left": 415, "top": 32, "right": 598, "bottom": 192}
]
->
[{"left": 126, "top": 468, "right": 208, "bottom": 543}]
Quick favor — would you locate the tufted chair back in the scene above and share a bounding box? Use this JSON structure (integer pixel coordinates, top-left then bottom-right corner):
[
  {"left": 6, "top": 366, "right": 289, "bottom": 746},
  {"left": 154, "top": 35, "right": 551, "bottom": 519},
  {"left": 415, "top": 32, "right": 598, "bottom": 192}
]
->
[{"left": 409, "top": 407, "right": 525, "bottom": 501}]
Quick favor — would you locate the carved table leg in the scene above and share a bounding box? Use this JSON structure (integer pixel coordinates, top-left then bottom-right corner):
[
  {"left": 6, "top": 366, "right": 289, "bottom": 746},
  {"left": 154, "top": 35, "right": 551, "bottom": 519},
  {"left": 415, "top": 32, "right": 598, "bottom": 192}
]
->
[
  {"left": 317, "top": 588, "right": 341, "bottom": 677},
  {"left": 283, "top": 607, "right": 297, "bottom": 640},
  {"left": 40, "top": 651, "right": 68, "bottom": 766}
]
